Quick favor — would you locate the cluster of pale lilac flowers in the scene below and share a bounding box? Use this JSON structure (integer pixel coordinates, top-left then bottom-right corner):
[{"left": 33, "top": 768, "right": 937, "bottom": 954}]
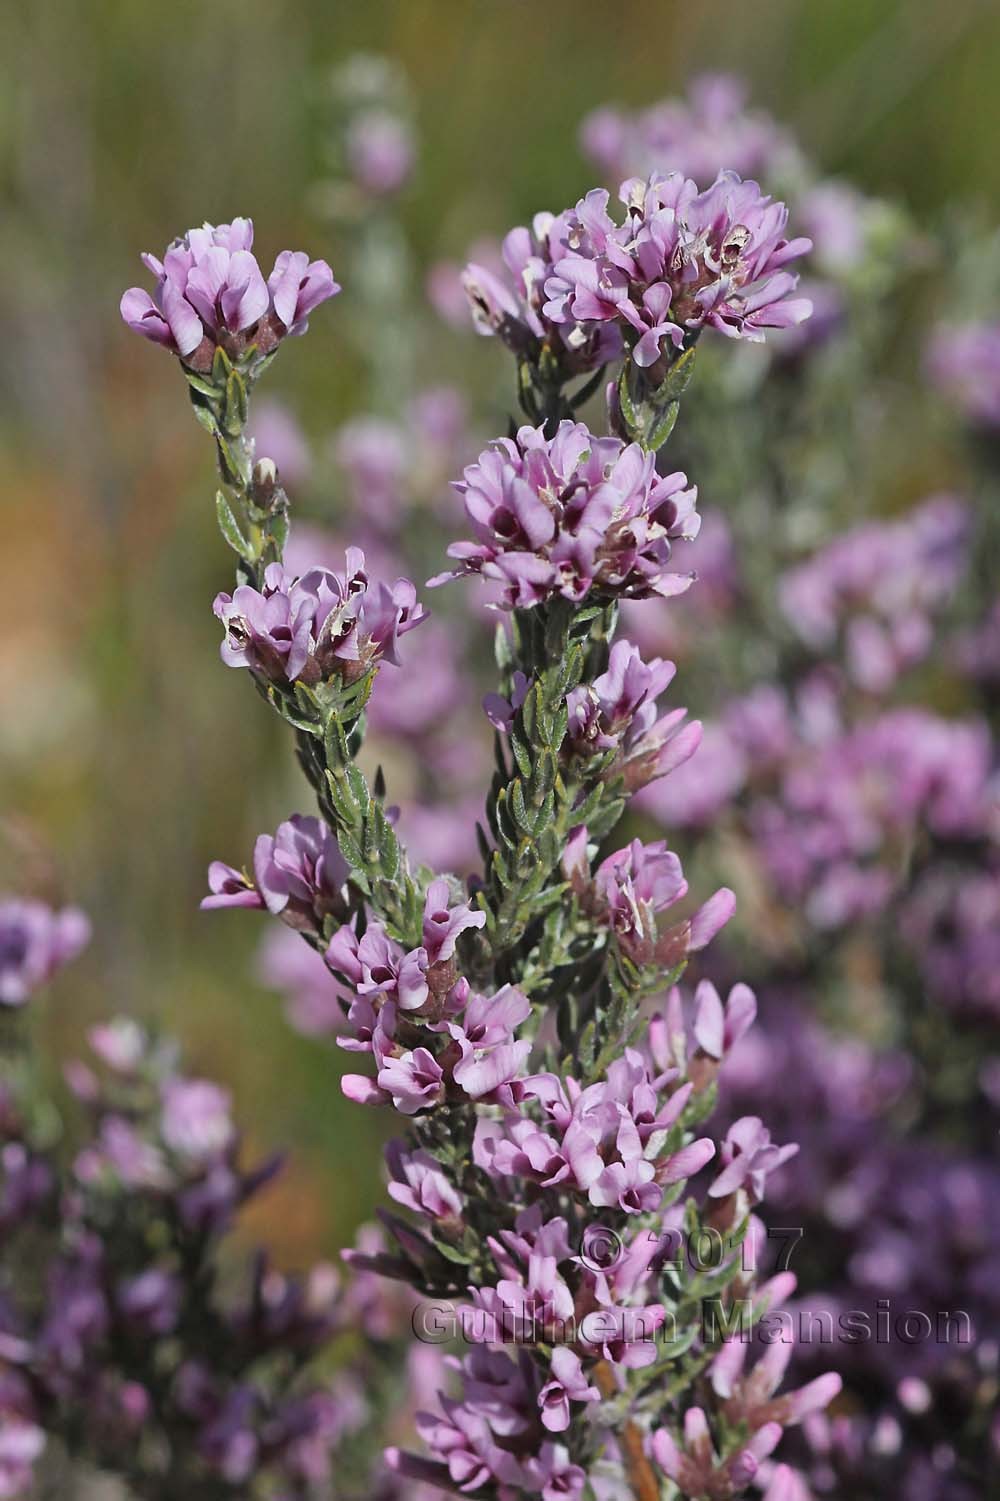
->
[
  {"left": 213, "top": 548, "right": 427, "bottom": 688},
  {"left": 0, "top": 918, "right": 391, "bottom": 1498},
  {"left": 580, "top": 73, "right": 799, "bottom": 191},
  {"left": 463, "top": 210, "right": 624, "bottom": 378},
  {"left": 120, "top": 218, "right": 339, "bottom": 368},
  {"left": 577, "top": 74, "right": 898, "bottom": 362},
  {"left": 542, "top": 171, "right": 813, "bottom": 368},
  {"left": 778, "top": 496, "right": 970, "bottom": 694},
  {"left": 431, "top": 420, "right": 700, "bottom": 607},
  {"left": 926, "top": 321, "right": 1000, "bottom": 429}
]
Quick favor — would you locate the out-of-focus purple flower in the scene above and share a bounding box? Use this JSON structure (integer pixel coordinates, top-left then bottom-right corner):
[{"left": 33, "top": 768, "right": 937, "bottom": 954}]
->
[
  {"left": 346, "top": 108, "right": 415, "bottom": 196},
  {"left": 258, "top": 926, "right": 343, "bottom": 1036},
  {"left": 778, "top": 496, "right": 970, "bottom": 691},
  {"left": 797, "top": 181, "right": 872, "bottom": 278},
  {"left": 926, "top": 321, "right": 1000, "bottom": 428},
  {"left": 636, "top": 719, "right": 745, "bottom": 826},
  {"left": 248, "top": 400, "right": 312, "bottom": 490},
  {"left": 761, "top": 1464, "right": 814, "bottom": 1501},
  {"left": 116, "top": 1268, "right": 183, "bottom": 1336},
  {"left": 545, "top": 172, "right": 811, "bottom": 369},
  {"left": 334, "top": 418, "right": 406, "bottom": 528},
  {"left": 754, "top": 707, "right": 993, "bottom": 928},
  {"left": 580, "top": 74, "right": 797, "bottom": 186},
  {"left": 0, "top": 1417, "right": 45, "bottom": 1500},
  {"left": 160, "top": 1079, "right": 235, "bottom": 1166},
  {"left": 213, "top": 550, "right": 427, "bottom": 686},
  {"left": 0, "top": 900, "right": 90, "bottom": 1006},
  {"left": 432, "top": 420, "right": 699, "bottom": 608}
]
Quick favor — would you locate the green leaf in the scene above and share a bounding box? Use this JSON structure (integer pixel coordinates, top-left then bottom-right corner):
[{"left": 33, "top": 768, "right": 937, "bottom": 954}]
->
[
  {"left": 646, "top": 399, "right": 679, "bottom": 451},
  {"left": 211, "top": 345, "right": 233, "bottom": 384},
  {"left": 186, "top": 371, "right": 221, "bottom": 399},
  {"left": 215, "top": 492, "right": 257, "bottom": 562}
]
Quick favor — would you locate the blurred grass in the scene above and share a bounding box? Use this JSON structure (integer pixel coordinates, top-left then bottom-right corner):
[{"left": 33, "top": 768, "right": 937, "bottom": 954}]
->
[{"left": 3, "top": 0, "right": 1000, "bottom": 1261}]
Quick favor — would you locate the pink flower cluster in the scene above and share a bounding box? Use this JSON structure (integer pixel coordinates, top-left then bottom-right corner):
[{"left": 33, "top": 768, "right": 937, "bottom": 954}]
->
[
  {"left": 120, "top": 218, "right": 339, "bottom": 365},
  {"left": 432, "top": 420, "right": 699, "bottom": 608},
  {"left": 543, "top": 171, "right": 812, "bottom": 370},
  {"left": 213, "top": 548, "right": 427, "bottom": 687}
]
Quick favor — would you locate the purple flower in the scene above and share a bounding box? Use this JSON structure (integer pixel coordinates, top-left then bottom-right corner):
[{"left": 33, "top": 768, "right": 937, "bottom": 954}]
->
[
  {"left": 421, "top": 878, "right": 486, "bottom": 965},
  {"left": 524, "top": 1442, "right": 587, "bottom": 1501},
  {"left": 446, "top": 986, "right": 532, "bottom": 1101},
  {"left": 464, "top": 213, "right": 623, "bottom": 376},
  {"left": 580, "top": 74, "right": 796, "bottom": 187},
  {"left": 545, "top": 171, "right": 811, "bottom": 369},
  {"left": 253, "top": 815, "right": 349, "bottom": 931},
  {"left": 693, "top": 980, "right": 757, "bottom": 1064},
  {"left": 160, "top": 1079, "right": 235, "bottom": 1166},
  {"left": 589, "top": 1155, "right": 662, "bottom": 1213},
  {"left": 202, "top": 862, "right": 264, "bottom": 912},
  {"left": 121, "top": 219, "right": 338, "bottom": 363},
  {"left": 594, "top": 838, "right": 688, "bottom": 958},
  {"left": 0, "top": 900, "right": 90, "bottom": 1006},
  {"left": 567, "top": 638, "right": 702, "bottom": 791},
  {"left": 372, "top": 1047, "right": 445, "bottom": 1116},
  {"left": 0, "top": 1418, "right": 45, "bottom": 1500},
  {"left": 537, "top": 1348, "right": 600, "bottom": 1432},
  {"left": 386, "top": 1142, "right": 462, "bottom": 1222},
  {"left": 473, "top": 1254, "right": 575, "bottom": 1344},
  {"left": 213, "top": 551, "right": 427, "bottom": 687},
  {"left": 410, "top": 1392, "right": 526, "bottom": 1491},
  {"left": 653, "top": 1409, "right": 784, "bottom": 1498},
  {"left": 267, "top": 251, "right": 341, "bottom": 335},
  {"left": 712, "top": 1335, "right": 843, "bottom": 1431},
  {"left": 432, "top": 421, "right": 699, "bottom": 608},
  {"left": 926, "top": 321, "right": 1000, "bottom": 428},
  {"left": 346, "top": 108, "right": 415, "bottom": 197},
  {"left": 709, "top": 1116, "right": 799, "bottom": 1205}
]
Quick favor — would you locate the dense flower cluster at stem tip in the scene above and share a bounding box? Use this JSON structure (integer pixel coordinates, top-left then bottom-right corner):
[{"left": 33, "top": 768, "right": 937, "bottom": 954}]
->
[
  {"left": 120, "top": 217, "right": 339, "bottom": 369},
  {"left": 464, "top": 168, "right": 811, "bottom": 390},
  {"left": 107, "top": 165, "right": 847, "bottom": 1500}
]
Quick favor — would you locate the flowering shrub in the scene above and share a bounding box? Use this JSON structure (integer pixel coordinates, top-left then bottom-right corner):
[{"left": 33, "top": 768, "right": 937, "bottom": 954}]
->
[
  {"left": 4, "top": 63, "right": 998, "bottom": 1501},
  {"left": 58, "top": 164, "right": 839, "bottom": 1499}
]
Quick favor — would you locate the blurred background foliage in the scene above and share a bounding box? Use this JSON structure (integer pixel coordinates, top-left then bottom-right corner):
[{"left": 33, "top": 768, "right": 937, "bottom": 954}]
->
[{"left": 2, "top": 0, "right": 1000, "bottom": 1259}]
